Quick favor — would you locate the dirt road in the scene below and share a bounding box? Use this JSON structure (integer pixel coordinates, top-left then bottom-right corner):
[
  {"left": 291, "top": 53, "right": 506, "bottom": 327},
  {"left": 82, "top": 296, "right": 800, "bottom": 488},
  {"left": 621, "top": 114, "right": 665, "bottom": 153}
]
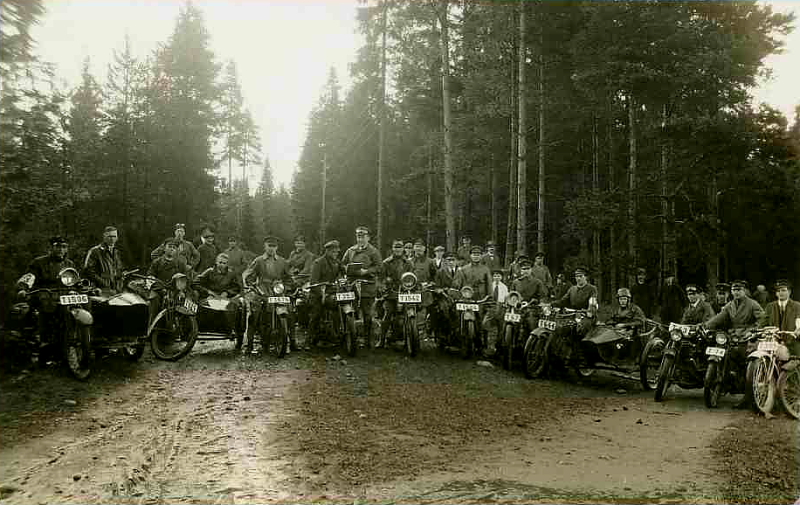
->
[{"left": 0, "top": 340, "right": 796, "bottom": 504}]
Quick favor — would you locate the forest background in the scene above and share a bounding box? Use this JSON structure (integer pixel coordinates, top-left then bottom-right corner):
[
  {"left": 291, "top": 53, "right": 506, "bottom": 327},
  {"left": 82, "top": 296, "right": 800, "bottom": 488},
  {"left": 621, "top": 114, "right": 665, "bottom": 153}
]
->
[{"left": 1, "top": 0, "right": 799, "bottom": 321}]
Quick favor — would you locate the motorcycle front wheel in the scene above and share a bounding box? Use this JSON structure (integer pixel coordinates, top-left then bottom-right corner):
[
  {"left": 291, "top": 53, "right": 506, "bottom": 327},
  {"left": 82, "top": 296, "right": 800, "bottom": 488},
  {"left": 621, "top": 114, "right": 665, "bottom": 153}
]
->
[
  {"left": 344, "top": 313, "right": 357, "bottom": 357},
  {"left": 640, "top": 338, "right": 665, "bottom": 391},
  {"left": 704, "top": 361, "right": 723, "bottom": 408},
  {"left": 654, "top": 353, "right": 675, "bottom": 402},
  {"left": 778, "top": 367, "right": 800, "bottom": 420},
  {"left": 750, "top": 357, "right": 776, "bottom": 415},
  {"left": 502, "top": 325, "right": 514, "bottom": 370},
  {"left": 524, "top": 335, "right": 548, "bottom": 379},
  {"left": 150, "top": 312, "right": 198, "bottom": 361},
  {"left": 460, "top": 321, "right": 475, "bottom": 359},
  {"left": 404, "top": 317, "right": 419, "bottom": 358},
  {"left": 63, "top": 325, "right": 92, "bottom": 380},
  {"left": 270, "top": 316, "right": 289, "bottom": 358}
]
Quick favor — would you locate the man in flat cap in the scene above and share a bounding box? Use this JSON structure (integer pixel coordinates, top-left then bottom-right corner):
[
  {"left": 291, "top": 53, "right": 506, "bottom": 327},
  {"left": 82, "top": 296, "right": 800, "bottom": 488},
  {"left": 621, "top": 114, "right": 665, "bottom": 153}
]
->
[
  {"left": 342, "top": 226, "right": 382, "bottom": 345},
  {"left": 481, "top": 241, "right": 502, "bottom": 272},
  {"left": 456, "top": 236, "right": 472, "bottom": 268},
  {"left": 432, "top": 245, "right": 446, "bottom": 270},
  {"left": 680, "top": 284, "right": 714, "bottom": 325},
  {"left": 530, "top": 252, "right": 553, "bottom": 297},
  {"left": 555, "top": 267, "right": 598, "bottom": 310},
  {"left": 83, "top": 226, "right": 124, "bottom": 293},
  {"left": 17, "top": 236, "right": 75, "bottom": 295},
  {"left": 435, "top": 251, "right": 458, "bottom": 290},
  {"left": 453, "top": 245, "right": 493, "bottom": 353},
  {"left": 151, "top": 223, "right": 200, "bottom": 271},
  {"left": 704, "top": 280, "right": 764, "bottom": 332},
  {"left": 242, "top": 236, "right": 292, "bottom": 353},
  {"left": 309, "top": 240, "right": 344, "bottom": 345},
  {"left": 761, "top": 280, "right": 800, "bottom": 343},
  {"left": 411, "top": 239, "right": 437, "bottom": 286},
  {"left": 630, "top": 267, "right": 656, "bottom": 318},
  {"left": 288, "top": 235, "right": 316, "bottom": 277},
  {"left": 658, "top": 271, "right": 688, "bottom": 325},
  {"left": 378, "top": 239, "right": 414, "bottom": 347},
  {"left": 196, "top": 225, "right": 218, "bottom": 273},
  {"left": 712, "top": 282, "right": 731, "bottom": 314}
]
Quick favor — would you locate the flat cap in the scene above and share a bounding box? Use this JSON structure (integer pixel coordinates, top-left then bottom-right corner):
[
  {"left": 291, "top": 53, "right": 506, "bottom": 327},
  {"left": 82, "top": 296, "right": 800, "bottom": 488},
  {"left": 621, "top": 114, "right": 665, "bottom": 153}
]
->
[
  {"left": 355, "top": 226, "right": 370, "bottom": 235},
  {"left": 469, "top": 245, "right": 483, "bottom": 254},
  {"left": 323, "top": 240, "right": 340, "bottom": 250},
  {"left": 264, "top": 236, "right": 279, "bottom": 245},
  {"left": 731, "top": 280, "right": 748, "bottom": 289},
  {"left": 49, "top": 236, "right": 68, "bottom": 246},
  {"left": 433, "top": 245, "right": 445, "bottom": 252}
]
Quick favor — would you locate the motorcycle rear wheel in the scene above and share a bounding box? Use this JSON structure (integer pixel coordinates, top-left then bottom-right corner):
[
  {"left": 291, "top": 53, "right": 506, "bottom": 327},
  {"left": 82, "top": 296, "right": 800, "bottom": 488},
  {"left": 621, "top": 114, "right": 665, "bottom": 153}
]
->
[
  {"left": 344, "top": 313, "right": 357, "bottom": 357},
  {"left": 750, "top": 357, "right": 776, "bottom": 415},
  {"left": 640, "top": 338, "right": 665, "bottom": 391},
  {"left": 150, "top": 312, "right": 198, "bottom": 361},
  {"left": 778, "top": 368, "right": 800, "bottom": 420},
  {"left": 502, "top": 325, "right": 514, "bottom": 371},
  {"left": 460, "top": 321, "right": 475, "bottom": 359},
  {"left": 524, "top": 335, "right": 548, "bottom": 379},
  {"left": 704, "top": 361, "right": 723, "bottom": 408},
  {"left": 63, "top": 325, "right": 92, "bottom": 381},
  {"left": 654, "top": 354, "right": 675, "bottom": 402}
]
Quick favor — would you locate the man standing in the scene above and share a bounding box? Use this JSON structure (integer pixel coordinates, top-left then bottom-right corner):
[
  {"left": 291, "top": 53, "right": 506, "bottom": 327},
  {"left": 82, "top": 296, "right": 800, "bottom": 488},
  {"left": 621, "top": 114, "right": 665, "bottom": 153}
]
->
[
  {"left": 223, "top": 236, "right": 249, "bottom": 278},
  {"left": 411, "top": 239, "right": 437, "bottom": 285},
  {"left": 342, "top": 226, "right": 382, "bottom": 345},
  {"left": 432, "top": 245, "right": 446, "bottom": 270},
  {"left": 288, "top": 235, "right": 315, "bottom": 277},
  {"left": 456, "top": 236, "right": 472, "bottom": 267},
  {"left": 151, "top": 223, "right": 200, "bottom": 271},
  {"left": 453, "top": 246, "right": 492, "bottom": 300},
  {"left": 630, "top": 267, "right": 656, "bottom": 318},
  {"left": 753, "top": 284, "right": 770, "bottom": 308},
  {"left": 194, "top": 253, "right": 242, "bottom": 333},
  {"left": 511, "top": 259, "right": 547, "bottom": 304},
  {"left": 712, "top": 282, "right": 731, "bottom": 313},
  {"left": 242, "top": 236, "right": 291, "bottom": 353},
  {"left": 553, "top": 272, "right": 572, "bottom": 301},
  {"left": 378, "top": 239, "right": 413, "bottom": 347},
  {"left": 435, "top": 252, "right": 458, "bottom": 289},
  {"left": 658, "top": 272, "right": 688, "bottom": 325},
  {"left": 530, "top": 252, "right": 553, "bottom": 296},
  {"left": 196, "top": 226, "right": 218, "bottom": 273},
  {"left": 761, "top": 280, "right": 800, "bottom": 351},
  {"left": 680, "top": 284, "right": 715, "bottom": 324},
  {"left": 509, "top": 250, "right": 528, "bottom": 281},
  {"left": 84, "top": 226, "right": 123, "bottom": 293},
  {"left": 481, "top": 241, "right": 502, "bottom": 272},
  {"left": 148, "top": 240, "right": 190, "bottom": 284}
]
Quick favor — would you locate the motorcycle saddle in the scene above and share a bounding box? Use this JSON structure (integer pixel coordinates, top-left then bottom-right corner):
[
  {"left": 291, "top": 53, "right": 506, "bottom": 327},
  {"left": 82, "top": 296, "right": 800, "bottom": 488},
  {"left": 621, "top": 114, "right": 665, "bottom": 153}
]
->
[
  {"left": 91, "top": 291, "right": 148, "bottom": 306},
  {"left": 583, "top": 326, "right": 626, "bottom": 345}
]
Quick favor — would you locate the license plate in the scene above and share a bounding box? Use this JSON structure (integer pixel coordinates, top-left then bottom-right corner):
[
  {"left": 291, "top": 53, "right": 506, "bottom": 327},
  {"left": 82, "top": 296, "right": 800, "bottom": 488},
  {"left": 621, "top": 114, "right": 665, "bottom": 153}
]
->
[
  {"left": 456, "top": 303, "right": 479, "bottom": 311},
  {"left": 399, "top": 293, "right": 422, "bottom": 303},
  {"left": 59, "top": 294, "right": 88, "bottom": 305},
  {"left": 538, "top": 319, "right": 556, "bottom": 331},
  {"left": 336, "top": 292, "right": 355, "bottom": 301},
  {"left": 504, "top": 312, "right": 521, "bottom": 323},
  {"left": 705, "top": 347, "right": 725, "bottom": 357},
  {"left": 669, "top": 323, "right": 691, "bottom": 336},
  {"left": 268, "top": 296, "right": 290, "bottom": 304},
  {"left": 758, "top": 340, "right": 778, "bottom": 352},
  {"left": 182, "top": 298, "right": 198, "bottom": 314}
]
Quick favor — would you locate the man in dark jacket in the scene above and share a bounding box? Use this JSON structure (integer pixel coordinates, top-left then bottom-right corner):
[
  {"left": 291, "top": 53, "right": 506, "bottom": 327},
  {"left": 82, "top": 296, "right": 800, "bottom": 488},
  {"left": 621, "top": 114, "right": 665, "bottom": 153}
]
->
[
  {"left": 680, "top": 284, "right": 714, "bottom": 324},
  {"left": 761, "top": 280, "right": 800, "bottom": 355},
  {"left": 309, "top": 240, "right": 344, "bottom": 344},
  {"left": 630, "top": 267, "right": 656, "bottom": 318},
  {"left": 196, "top": 226, "right": 218, "bottom": 273},
  {"left": 342, "top": 226, "right": 382, "bottom": 344},
  {"left": 658, "top": 273, "right": 688, "bottom": 324},
  {"left": 18, "top": 236, "right": 75, "bottom": 294},
  {"left": 288, "top": 235, "right": 315, "bottom": 277},
  {"left": 151, "top": 223, "right": 200, "bottom": 271},
  {"left": 83, "top": 226, "right": 123, "bottom": 293},
  {"left": 378, "top": 239, "right": 413, "bottom": 347}
]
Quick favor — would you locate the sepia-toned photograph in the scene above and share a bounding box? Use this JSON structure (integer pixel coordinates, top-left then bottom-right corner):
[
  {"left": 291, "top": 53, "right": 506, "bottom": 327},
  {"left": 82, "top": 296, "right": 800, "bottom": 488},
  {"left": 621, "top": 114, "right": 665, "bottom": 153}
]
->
[{"left": 1, "top": 0, "right": 798, "bottom": 503}]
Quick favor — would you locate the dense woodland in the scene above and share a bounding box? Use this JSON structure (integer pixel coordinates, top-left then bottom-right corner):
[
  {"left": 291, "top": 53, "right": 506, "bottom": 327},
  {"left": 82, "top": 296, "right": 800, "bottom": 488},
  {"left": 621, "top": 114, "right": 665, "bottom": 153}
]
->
[{"left": 1, "top": 0, "right": 799, "bottom": 318}]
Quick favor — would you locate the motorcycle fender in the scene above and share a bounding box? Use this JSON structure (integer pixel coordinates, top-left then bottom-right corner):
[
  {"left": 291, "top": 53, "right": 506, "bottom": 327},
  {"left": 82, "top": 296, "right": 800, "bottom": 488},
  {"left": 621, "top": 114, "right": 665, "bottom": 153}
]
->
[
  {"left": 706, "top": 354, "right": 722, "bottom": 363},
  {"left": 406, "top": 308, "right": 416, "bottom": 318},
  {"left": 276, "top": 306, "right": 289, "bottom": 316},
  {"left": 663, "top": 347, "right": 677, "bottom": 358},
  {"left": 69, "top": 307, "right": 93, "bottom": 326},
  {"left": 147, "top": 308, "right": 170, "bottom": 336},
  {"left": 463, "top": 311, "right": 475, "bottom": 321},
  {"left": 530, "top": 327, "right": 551, "bottom": 338},
  {"left": 747, "top": 350, "right": 770, "bottom": 360},
  {"left": 341, "top": 303, "right": 354, "bottom": 314}
]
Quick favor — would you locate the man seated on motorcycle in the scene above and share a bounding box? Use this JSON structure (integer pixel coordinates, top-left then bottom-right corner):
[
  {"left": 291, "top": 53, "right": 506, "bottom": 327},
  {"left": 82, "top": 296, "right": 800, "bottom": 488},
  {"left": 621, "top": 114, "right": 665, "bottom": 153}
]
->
[
  {"left": 309, "top": 240, "right": 344, "bottom": 345},
  {"left": 148, "top": 239, "right": 192, "bottom": 321},
  {"left": 16, "top": 236, "right": 76, "bottom": 358},
  {"left": 242, "top": 235, "right": 292, "bottom": 354},
  {"left": 703, "top": 279, "right": 764, "bottom": 408},
  {"left": 554, "top": 267, "right": 599, "bottom": 340},
  {"left": 194, "top": 253, "right": 242, "bottom": 333},
  {"left": 680, "top": 284, "right": 714, "bottom": 325},
  {"left": 83, "top": 226, "right": 123, "bottom": 294},
  {"left": 431, "top": 252, "right": 458, "bottom": 340},
  {"left": 482, "top": 268, "right": 509, "bottom": 356},
  {"left": 608, "top": 287, "right": 646, "bottom": 333},
  {"left": 342, "top": 226, "right": 382, "bottom": 346},
  {"left": 453, "top": 245, "right": 493, "bottom": 352},
  {"left": 378, "top": 239, "right": 413, "bottom": 348},
  {"left": 760, "top": 279, "right": 800, "bottom": 357},
  {"left": 511, "top": 259, "right": 547, "bottom": 335}
]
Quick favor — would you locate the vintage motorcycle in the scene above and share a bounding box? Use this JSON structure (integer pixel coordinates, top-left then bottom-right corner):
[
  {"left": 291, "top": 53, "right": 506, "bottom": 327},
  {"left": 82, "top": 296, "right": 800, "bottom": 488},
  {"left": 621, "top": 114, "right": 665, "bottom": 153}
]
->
[
  {"left": 703, "top": 327, "right": 755, "bottom": 408},
  {"left": 446, "top": 286, "right": 491, "bottom": 359},
  {"left": 377, "top": 273, "right": 426, "bottom": 357},
  {"left": 651, "top": 323, "right": 709, "bottom": 402},
  {"left": 247, "top": 280, "right": 294, "bottom": 358},
  {"left": 746, "top": 326, "right": 799, "bottom": 417},
  {"left": 523, "top": 305, "right": 591, "bottom": 379},
  {"left": 496, "top": 291, "right": 537, "bottom": 371},
  {"left": 309, "top": 277, "right": 367, "bottom": 356},
  {"left": 148, "top": 272, "right": 199, "bottom": 361},
  {"left": 89, "top": 269, "right": 153, "bottom": 361}
]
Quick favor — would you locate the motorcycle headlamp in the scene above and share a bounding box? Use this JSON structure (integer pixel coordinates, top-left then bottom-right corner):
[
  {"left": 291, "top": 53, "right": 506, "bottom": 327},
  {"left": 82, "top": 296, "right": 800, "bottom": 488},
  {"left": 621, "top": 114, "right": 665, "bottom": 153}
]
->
[
  {"left": 273, "top": 282, "right": 285, "bottom": 295},
  {"left": 400, "top": 272, "right": 417, "bottom": 289},
  {"left": 460, "top": 285, "right": 474, "bottom": 300},
  {"left": 542, "top": 304, "right": 553, "bottom": 317},
  {"left": 506, "top": 292, "right": 520, "bottom": 308},
  {"left": 171, "top": 273, "right": 189, "bottom": 291},
  {"left": 715, "top": 333, "right": 727, "bottom": 345},
  {"left": 59, "top": 268, "right": 80, "bottom": 287},
  {"left": 670, "top": 330, "right": 682, "bottom": 342}
]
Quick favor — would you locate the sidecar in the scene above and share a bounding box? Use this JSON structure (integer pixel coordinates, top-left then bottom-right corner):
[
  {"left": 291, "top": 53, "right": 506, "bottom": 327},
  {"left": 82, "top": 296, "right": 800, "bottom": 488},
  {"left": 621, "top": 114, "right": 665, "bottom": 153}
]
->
[
  {"left": 579, "top": 322, "right": 647, "bottom": 376},
  {"left": 196, "top": 297, "right": 245, "bottom": 348},
  {"left": 90, "top": 290, "right": 150, "bottom": 360}
]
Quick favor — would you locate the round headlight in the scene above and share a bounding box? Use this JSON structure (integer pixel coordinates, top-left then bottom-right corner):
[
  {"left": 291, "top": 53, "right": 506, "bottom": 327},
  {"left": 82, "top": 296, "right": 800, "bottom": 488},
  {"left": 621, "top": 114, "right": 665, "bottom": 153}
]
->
[
  {"left": 400, "top": 272, "right": 417, "bottom": 289},
  {"left": 542, "top": 305, "right": 552, "bottom": 317},
  {"left": 59, "top": 268, "right": 79, "bottom": 287},
  {"left": 670, "top": 330, "right": 682, "bottom": 342},
  {"left": 175, "top": 277, "right": 188, "bottom": 291},
  {"left": 460, "top": 286, "right": 474, "bottom": 300},
  {"left": 507, "top": 293, "right": 520, "bottom": 308},
  {"left": 273, "top": 282, "right": 285, "bottom": 295},
  {"left": 715, "top": 333, "right": 727, "bottom": 345}
]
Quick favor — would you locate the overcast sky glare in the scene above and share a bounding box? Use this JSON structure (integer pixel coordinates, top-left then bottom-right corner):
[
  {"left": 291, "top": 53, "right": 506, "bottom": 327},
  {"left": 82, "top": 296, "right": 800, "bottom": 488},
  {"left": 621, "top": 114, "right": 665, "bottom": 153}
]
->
[{"left": 31, "top": 0, "right": 799, "bottom": 190}]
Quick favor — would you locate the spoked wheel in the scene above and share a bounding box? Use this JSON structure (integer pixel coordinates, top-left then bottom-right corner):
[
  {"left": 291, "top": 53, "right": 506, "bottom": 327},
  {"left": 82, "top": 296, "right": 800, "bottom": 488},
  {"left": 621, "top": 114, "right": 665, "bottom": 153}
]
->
[
  {"left": 344, "top": 313, "right": 357, "bottom": 357},
  {"left": 524, "top": 335, "right": 548, "bottom": 379},
  {"left": 655, "top": 354, "right": 675, "bottom": 402},
  {"left": 63, "top": 325, "right": 93, "bottom": 380},
  {"left": 122, "top": 344, "right": 146, "bottom": 361},
  {"left": 404, "top": 317, "right": 419, "bottom": 358},
  {"left": 750, "top": 357, "right": 776, "bottom": 415},
  {"left": 150, "top": 311, "right": 198, "bottom": 361},
  {"left": 640, "top": 338, "right": 665, "bottom": 391},
  {"left": 502, "top": 325, "right": 514, "bottom": 370},
  {"left": 704, "top": 361, "right": 723, "bottom": 408},
  {"left": 271, "top": 316, "right": 289, "bottom": 358},
  {"left": 460, "top": 321, "right": 475, "bottom": 359},
  {"left": 778, "top": 367, "right": 800, "bottom": 420}
]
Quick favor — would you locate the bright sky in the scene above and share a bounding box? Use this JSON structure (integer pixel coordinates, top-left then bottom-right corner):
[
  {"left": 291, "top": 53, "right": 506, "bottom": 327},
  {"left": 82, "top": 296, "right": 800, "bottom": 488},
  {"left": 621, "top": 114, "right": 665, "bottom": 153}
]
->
[{"left": 31, "top": 0, "right": 798, "bottom": 190}]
